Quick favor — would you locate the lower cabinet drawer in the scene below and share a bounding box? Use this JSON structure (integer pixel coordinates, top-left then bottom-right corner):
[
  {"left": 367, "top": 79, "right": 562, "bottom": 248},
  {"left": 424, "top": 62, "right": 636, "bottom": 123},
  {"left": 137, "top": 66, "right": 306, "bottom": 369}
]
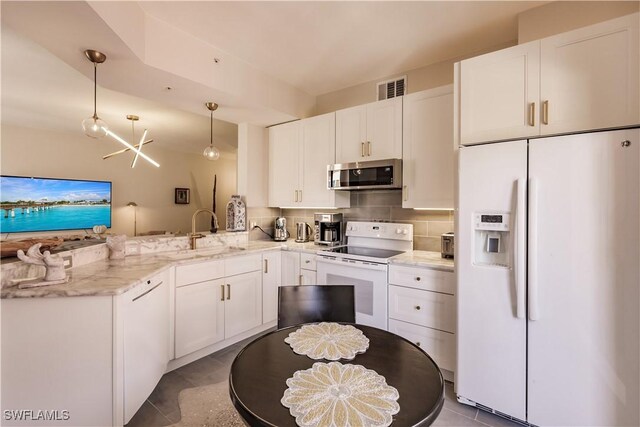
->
[
  {"left": 388, "top": 285, "right": 455, "bottom": 332},
  {"left": 300, "top": 253, "right": 317, "bottom": 271},
  {"left": 388, "top": 319, "right": 455, "bottom": 372},
  {"left": 389, "top": 264, "right": 454, "bottom": 294}
]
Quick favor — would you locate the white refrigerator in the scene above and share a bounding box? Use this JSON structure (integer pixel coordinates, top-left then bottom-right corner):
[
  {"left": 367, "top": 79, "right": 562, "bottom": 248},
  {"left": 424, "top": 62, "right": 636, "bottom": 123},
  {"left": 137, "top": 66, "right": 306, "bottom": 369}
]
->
[{"left": 456, "top": 128, "right": 639, "bottom": 426}]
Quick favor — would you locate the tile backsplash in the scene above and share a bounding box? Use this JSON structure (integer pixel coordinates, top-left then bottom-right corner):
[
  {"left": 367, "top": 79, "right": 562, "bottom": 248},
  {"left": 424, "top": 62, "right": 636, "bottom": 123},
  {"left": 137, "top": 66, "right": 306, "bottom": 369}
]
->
[
  {"left": 274, "top": 190, "right": 454, "bottom": 252},
  {"left": 246, "top": 207, "right": 282, "bottom": 241}
]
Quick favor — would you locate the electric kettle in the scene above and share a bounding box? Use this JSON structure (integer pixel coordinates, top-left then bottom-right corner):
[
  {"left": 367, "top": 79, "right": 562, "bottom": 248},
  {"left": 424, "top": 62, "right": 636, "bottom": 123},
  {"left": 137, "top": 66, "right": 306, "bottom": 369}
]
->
[{"left": 295, "top": 222, "right": 312, "bottom": 243}]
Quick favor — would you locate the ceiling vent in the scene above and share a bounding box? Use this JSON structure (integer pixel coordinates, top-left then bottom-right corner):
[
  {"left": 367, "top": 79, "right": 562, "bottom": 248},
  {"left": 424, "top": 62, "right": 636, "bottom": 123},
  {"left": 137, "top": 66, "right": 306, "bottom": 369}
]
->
[{"left": 377, "top": 76, "right": 407, "bottom": 101}]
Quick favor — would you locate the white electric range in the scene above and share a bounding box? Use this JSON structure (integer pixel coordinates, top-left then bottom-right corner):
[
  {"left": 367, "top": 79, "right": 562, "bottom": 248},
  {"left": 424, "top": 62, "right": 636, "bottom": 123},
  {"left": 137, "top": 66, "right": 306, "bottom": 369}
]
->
[{"left": 316, "top": 221, "right": 413, "bottom": 330}]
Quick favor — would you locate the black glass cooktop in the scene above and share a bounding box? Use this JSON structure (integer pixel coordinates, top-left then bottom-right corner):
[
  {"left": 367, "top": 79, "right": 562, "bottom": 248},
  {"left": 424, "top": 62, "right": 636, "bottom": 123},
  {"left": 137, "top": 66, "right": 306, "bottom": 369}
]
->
[{"left": 322, "top": 246, "right": 404, "bottom": 259}]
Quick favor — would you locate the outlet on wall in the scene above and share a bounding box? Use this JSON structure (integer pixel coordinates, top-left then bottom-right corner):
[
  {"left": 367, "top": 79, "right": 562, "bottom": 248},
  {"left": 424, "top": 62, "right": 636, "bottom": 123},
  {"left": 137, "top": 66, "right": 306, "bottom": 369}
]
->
[{"left": 250, "top": 221, "right": 257, "bottom": 229}]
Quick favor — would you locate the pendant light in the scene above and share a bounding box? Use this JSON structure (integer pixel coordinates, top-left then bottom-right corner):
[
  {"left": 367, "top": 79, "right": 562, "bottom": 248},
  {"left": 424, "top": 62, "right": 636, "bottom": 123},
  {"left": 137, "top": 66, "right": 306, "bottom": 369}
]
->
[
  {"left": 81, "top": 50, "right": 109, "bottom": 138},
  {"left": 203, "top": 102, "right": 220, "bottom": 161}
]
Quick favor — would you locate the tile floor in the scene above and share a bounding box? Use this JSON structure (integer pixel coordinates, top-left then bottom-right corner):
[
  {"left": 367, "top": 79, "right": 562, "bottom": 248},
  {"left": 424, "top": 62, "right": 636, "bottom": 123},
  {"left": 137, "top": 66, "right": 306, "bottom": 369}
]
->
[{"left": 127, "top": 333, "right": 523, "bottom": 427}]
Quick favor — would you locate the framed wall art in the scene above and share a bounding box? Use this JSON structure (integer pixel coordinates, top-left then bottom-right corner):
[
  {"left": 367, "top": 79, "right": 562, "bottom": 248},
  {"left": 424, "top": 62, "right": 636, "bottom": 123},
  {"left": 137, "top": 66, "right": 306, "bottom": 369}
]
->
[{"left": 175, "top": 188, "right": 190, "bottom": 204}]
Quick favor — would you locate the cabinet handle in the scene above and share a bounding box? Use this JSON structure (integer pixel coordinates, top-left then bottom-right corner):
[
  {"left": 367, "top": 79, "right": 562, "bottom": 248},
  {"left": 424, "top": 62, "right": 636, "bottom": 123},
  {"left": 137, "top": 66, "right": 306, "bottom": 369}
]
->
[
  {"left": 528, "top": 102, "right": 535, "bottom": 126},
  {"left": 542, "top": 100, "right": 549, "bottom": 125},
  {"left": 367, "top": 141, "right": 371, "bottom": 156},
  {"left": 299, "top": 275, "right": 303, "bottom": 285},
  {"left": 220, "top": 284, "right": 225, "bottom": 301},
  {"left": 305, "top": 260, "right": 310, "bottom": 264},
  {"left": 415, "top": 305, "right": 421, "bottom": 311},
  {"left": 227, "top": 284, "right": 231, "bottom": 300},
  {"left": 294, "top": 190, "right": 297, "bottom": 202},
  {"left": 299, "top": 189, "right": 302, "bottom": 202},
  {"left": 415, "top": 276, "right": 421, "bottom": 281},
  {"left": 361, "top": 142, "right": 365, "bottom": 157},
  {"left": 403, "top": 185, "right": 408, "bottom": 202},
  {"left": 264, "top": 259, "right": 268, "bottom": 274},
  {"left": 132, "top": 281, "right": 163, "bottom": 302}
]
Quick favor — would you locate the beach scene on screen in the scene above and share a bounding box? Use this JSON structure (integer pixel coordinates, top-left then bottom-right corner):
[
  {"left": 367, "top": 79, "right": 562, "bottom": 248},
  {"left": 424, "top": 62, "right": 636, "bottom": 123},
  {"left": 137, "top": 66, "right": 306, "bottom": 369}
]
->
[{"left": 0, "top": 176, "right": 111, "bottom": 233}]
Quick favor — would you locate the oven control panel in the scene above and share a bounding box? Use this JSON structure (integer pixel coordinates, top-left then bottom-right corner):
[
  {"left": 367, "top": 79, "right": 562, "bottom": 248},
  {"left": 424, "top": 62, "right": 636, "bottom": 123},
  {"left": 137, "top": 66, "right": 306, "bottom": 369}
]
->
[{"left": 345, "top": 221, "right": 413, "bottom": 241}]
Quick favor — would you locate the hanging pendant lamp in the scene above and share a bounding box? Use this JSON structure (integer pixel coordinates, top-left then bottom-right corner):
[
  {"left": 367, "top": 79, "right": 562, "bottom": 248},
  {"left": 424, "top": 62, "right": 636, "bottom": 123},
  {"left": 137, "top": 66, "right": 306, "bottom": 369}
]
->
[
  {"left": 81, "top": 49, "right": 109, "bottom": 138},
  {"left": 203, "top": 102, "right": 220, "bottom": 161}
]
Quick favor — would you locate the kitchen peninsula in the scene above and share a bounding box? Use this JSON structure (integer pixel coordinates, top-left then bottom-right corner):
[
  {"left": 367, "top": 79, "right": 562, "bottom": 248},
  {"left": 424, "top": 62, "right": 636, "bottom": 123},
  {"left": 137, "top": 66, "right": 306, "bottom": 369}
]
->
[{"left": 1, "top": 232, "right": 452, "bottom": 426}]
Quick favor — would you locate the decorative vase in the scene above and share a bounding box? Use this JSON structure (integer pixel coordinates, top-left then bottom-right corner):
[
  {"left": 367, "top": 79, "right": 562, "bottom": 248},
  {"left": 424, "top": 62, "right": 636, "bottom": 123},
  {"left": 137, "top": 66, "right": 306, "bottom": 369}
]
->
[{"left": 226, "top": 195, "right": 246, "bottom": 231}]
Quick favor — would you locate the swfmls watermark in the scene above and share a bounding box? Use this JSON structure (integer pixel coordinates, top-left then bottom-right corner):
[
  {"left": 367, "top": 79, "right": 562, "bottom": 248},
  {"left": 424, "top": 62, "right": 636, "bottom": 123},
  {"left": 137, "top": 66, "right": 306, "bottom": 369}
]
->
[{"left": 3, "top": 409, "right": 70, "bottom": 421}]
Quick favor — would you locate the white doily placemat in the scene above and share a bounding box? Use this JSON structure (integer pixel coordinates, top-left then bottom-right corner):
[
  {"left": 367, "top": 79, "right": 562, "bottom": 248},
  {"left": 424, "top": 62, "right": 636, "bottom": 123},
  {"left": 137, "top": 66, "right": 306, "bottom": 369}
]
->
[
  {"left": 284, "top": 322, "right": 370, "bottom": 361},
  {"left": 281, "top": 362, "right": 400, "bottom": 427}
]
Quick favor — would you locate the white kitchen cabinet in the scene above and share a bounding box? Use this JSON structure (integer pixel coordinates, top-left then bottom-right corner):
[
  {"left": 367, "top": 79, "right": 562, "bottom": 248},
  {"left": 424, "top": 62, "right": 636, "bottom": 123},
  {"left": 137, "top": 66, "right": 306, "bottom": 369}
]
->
[
  {"left": 460, "top": 13, "right": 639, "bottom": 145},
  {"left": 281, "top": 250, "right": 301, "bottom": 285},
  {"left": 268, "top": 120, "right": 300, "bottom": 206},
  {"left": 300, "top": 268, "right": 317, "bottom": 285},
  {"left": 174, "top": 254, "right": 264, "bottom": 359},
  {"left": 402, "top": 86, "right": 454, "bottom": 209},
  {"left": 460, "top": 41, "right": 540, "bottom": 145},
  {"left": 281, "top": 250, "right": 318, "bottom": 286},
  {"left": 224, "top": 270, "right": 262, "bottom": 338},
  {"left": 300, "top": 112, "right": 350, "bottom": 207},
  {"left": 175, "top": 278, "right": 225, "bottom": 358},
  {"left": 1, "top": 269, "right": 174, "bottom": 427},
  {"left": 539, "top": 13, "right": 639, "bottom": 136},
  {"left": 123, "top": 271, "right": 170, "bottom": 422},
  {"left": 388, "top": 264, "right": 455, "bottom": 380},
  {"left": 262, "top": 251, "right": 282, "bottom": 324},
  {"left": 268, "top": 114, "right": 349, "bottom": 208},
  {"left": 336, "top": 97, "right": 402, "bottom": 163}
]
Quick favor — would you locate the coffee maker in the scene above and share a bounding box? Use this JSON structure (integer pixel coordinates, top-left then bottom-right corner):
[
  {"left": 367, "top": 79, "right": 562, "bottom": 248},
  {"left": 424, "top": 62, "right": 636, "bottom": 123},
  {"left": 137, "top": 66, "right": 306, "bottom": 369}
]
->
[
  {"left": 314, "top": 213, "right": 343, "bottom": 246},
  {"left": 273, "top": 217, "right": 288, "bottom": 241}
]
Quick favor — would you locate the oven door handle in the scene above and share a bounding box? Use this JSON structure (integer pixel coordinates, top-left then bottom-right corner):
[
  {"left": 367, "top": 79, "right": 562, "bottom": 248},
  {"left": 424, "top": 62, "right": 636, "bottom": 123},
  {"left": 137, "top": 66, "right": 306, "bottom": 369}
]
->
[{"left": 316, "top": 256, "right": 388, "bottom": 272}]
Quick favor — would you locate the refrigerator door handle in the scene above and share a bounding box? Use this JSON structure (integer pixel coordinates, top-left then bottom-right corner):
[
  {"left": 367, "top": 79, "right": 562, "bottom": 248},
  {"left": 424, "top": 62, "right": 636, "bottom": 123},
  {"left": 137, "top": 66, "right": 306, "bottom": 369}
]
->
[
  {"left": 515, "top": 178, "right": 526, "bottom": 319},
  {"left": 528, "top": 177, "right": 540, "bottom": 321}
]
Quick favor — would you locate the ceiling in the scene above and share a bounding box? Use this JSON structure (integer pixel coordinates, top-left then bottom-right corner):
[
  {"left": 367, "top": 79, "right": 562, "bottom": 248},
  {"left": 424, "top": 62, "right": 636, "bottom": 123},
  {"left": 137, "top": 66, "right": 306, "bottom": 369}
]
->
[
  {"left": 1, "top": 1, "right": 548, "bottom": 155},
  {"left": 139, "top": 1, "right": 547, "bottom": 96}
]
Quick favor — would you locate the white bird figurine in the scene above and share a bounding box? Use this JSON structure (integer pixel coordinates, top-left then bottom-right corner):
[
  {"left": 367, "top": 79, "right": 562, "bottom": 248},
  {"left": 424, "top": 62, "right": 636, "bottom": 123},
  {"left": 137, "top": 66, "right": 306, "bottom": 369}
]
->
[{"left": 17, "top": 243, "right": 66, "bottom": 281}]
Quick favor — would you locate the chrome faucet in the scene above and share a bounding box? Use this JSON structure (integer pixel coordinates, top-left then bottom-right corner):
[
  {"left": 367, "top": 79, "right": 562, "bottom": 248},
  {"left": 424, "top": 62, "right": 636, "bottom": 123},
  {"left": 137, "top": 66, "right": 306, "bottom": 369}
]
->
[{"left": 190, "top": 208, "right": 219, "bottom": 250}]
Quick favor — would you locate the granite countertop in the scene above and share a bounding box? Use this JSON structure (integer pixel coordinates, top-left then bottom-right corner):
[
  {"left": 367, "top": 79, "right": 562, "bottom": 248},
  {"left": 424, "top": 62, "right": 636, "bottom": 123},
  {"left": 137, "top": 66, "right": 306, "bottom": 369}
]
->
[
  {"left": 389, "top": 250, "right": 455, "bottom": 271},
  {"left": 1, "top": 241, "right": 454, "bottom": 299}
]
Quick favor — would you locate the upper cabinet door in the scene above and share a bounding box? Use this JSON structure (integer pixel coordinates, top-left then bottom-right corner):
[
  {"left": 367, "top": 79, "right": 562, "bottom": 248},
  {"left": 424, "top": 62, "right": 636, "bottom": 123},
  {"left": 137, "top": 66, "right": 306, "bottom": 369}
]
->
[
  {"left": 402, "top": 86, "right": 454, "bottom": 209},
  {"left": 366, "top": 97, "right": 403, "bottom": 161},
  {"left": 335, "top": 105, "right": 367, "bottom": 164},
  {"left": 540, "top": 13, "right": 639, "bottom": 136},
  {"left": 300, "top": 112, "right": 350, "bottom": 208},
  {"left": 460, "top": 41, "right": 541, "bottom": 145},
  {"left": 268, "top": 121, "right": 300, "bottom": 207}
]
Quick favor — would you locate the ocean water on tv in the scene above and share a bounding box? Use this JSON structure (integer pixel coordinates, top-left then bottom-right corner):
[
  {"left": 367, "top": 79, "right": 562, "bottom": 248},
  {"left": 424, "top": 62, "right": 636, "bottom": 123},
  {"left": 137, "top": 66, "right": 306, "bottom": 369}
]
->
[{"left": 0, "top": 205, "right": 111, "bottom": 233}]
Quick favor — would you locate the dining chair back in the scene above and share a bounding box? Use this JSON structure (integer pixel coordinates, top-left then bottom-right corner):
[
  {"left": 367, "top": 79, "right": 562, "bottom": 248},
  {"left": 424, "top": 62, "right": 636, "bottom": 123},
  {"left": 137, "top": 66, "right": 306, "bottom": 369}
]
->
[{"left": 277, "top": 285, "right": 355, "bottom": 329}]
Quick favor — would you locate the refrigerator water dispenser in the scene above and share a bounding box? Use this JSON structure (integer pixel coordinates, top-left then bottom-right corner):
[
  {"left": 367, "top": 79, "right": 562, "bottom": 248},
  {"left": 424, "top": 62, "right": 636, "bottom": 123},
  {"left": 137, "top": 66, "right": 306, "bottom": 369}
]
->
[{"left": 473, "top": 213, "right": 510, "bottom": 267}]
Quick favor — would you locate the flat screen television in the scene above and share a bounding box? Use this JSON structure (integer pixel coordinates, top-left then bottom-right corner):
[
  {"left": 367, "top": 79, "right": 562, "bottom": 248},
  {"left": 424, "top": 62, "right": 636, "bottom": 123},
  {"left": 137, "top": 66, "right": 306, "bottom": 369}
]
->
[{"left": 0, "top": 175, "right": 112, "bottom": 234}]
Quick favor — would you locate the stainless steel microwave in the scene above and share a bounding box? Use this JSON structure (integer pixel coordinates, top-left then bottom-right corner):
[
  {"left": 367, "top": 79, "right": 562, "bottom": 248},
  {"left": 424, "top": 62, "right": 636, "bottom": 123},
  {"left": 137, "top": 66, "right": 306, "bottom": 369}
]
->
[{"left": 327, "top": 159, "right": 402, "bottom": 190}]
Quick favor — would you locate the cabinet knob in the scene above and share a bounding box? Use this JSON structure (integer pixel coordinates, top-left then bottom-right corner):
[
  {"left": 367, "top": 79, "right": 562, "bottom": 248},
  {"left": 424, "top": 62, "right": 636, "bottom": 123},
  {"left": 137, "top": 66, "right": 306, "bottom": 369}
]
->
[
  {"left": 415, "top": 305, "right": 421, "bottom": 311},
  {"left": 147, "top": 280, "right": 151, "bottom": 284},
  {"left": 416, "top": 341, "right": 421, "bottom": 347},
  {"left": 305, "top": 260, "right": 310, "bottom": 264},
  {"left": 415, "top": 276, "right": 421, "bottom": 281}
]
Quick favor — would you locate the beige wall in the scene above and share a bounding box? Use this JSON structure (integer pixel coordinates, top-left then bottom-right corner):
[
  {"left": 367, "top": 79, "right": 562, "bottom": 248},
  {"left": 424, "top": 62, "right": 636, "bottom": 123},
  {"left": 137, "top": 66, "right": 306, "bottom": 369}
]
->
[
  {"left": 1, "top": 125, "right": 237, "bottom": 237},
  {"left": 518, "top": 1, "right": 639, "bottom": 43},
  {"left": 282, "top": 191, "right": 453, "bottom": 252},
  {"left": 314, "top": 40, "right": 515, "bottom": 115}
]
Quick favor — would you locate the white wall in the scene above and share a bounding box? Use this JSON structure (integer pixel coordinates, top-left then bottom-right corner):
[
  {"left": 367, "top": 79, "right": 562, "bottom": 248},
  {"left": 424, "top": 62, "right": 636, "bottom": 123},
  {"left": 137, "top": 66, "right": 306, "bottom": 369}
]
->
[{"left": 0, "top": 125, "right": 237, "bottom": 237}]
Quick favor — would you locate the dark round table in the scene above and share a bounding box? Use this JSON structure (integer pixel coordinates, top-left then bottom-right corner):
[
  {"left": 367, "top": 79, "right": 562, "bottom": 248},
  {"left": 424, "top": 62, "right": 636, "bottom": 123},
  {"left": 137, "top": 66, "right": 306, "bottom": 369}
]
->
[{"left": 229, "top": 324, "right": 445, "bottom": 426}]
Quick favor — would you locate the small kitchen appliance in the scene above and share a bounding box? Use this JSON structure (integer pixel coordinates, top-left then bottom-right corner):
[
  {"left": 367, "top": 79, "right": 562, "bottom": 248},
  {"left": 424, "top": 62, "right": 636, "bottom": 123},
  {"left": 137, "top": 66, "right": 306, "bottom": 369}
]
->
[
  {"left": 441, "top": 232, "right": 454, "bottom": 259},
  {"left": 273, "top": 217, "right": 288, "bottom": 241},
  {"left": 313, "top": 213, "right": 343, "bottom": 246},
  {"left": 316, "top": 221, "right": 413, "bottom": 330},
  {"left": 295, "top": 222, "right": 312, "bottom": 243}
]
